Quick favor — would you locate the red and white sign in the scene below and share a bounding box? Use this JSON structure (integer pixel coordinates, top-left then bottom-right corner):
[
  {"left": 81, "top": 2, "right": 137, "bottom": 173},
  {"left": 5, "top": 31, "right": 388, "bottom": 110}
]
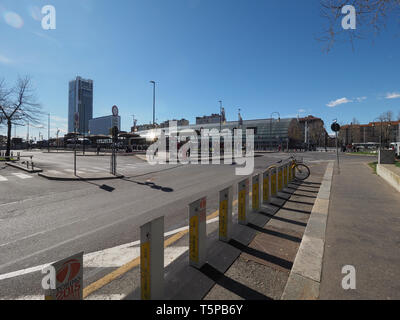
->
[{"left": 44, "top": 252, "right": 84, "bottom": 300}]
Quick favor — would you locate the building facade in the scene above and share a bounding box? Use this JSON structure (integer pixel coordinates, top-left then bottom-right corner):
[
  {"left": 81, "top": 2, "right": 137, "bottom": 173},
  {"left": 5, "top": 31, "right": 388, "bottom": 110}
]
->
[
  {"left": 68, "top": 76, "right": 94, "bottom": 134},
  {"left": 339, "top": 121, "right": 400, "bottom": 146},
  {"left": 89, "top": 115, "right": 121, "bottom": 136},
  {"left": 159, "top": 119, "right": 189, "bottom": 128},
  {"left": 196, "top": 114, "right": 221, "bottom": 125}
]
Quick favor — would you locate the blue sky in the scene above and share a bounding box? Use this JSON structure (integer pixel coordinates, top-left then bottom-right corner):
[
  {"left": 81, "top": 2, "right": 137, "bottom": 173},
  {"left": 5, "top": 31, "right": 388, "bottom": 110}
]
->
[{"left": 1, "top": 0, "right": 399, "bottom": 139}]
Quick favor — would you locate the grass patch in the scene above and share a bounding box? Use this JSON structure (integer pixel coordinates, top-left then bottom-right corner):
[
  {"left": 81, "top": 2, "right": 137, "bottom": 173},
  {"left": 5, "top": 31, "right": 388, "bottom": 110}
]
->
[
  {"left": 0, "top": 157, "right": 16, "bottom": 161},
  {"left": 349, "top": 151, "right": 377, "bottom": 156},
  {"left": 368, "top": 162, "right": 378, "bottom": 174},
  {"left": 395, "top": 161, "right": 400, "bottom": 168}
]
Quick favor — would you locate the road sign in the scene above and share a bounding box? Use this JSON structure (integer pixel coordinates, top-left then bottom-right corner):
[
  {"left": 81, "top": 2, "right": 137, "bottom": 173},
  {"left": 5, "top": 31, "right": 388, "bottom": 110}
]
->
[
  {"left": 112, "top": 105, "right": 119, "bottom": 116},
  {"left": 331, "top": 123, "right": 341, "bottom": 132},
  {"left": 44, "top": 252, "right": 83, "bottom": 300}
]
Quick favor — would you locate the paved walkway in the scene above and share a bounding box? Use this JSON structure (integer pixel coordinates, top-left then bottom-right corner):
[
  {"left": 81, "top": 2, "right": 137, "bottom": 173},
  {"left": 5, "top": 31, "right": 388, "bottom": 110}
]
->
[{"left": 320, "top": 160, "right": 400, "bottom": 300}]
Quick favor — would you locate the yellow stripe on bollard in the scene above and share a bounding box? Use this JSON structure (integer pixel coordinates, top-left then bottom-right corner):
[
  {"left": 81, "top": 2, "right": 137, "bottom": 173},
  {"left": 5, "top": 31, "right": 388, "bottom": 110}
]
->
[
  {"left": 219, "top": 199, "right": 228, "bottom": 238},
  {"left": 263, "top": 172, "right": 269, "bottom": 203},
  {"left": 140, "top": 242, "right": 151, "bottom": 300},
  {"left": 278, "top": 167, "right": 283, "bottom": 191},
  {"left": 271, "top": 171, "right": 277, "bottom": 196},
  {"left": 238, "top": 189, "right": 246, "bottom": 223},
  {"left": 189, "top": 215, "right": 199, "bottom": 263},
  {"left": 252, "top": 182, "right": 259, "bottom": 211}
]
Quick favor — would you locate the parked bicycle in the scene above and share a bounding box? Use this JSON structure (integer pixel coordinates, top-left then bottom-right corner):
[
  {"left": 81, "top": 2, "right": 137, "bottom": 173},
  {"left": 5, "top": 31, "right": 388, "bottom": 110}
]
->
[{"left": 276, "top": 155, "right": 311, "bottom": 181}]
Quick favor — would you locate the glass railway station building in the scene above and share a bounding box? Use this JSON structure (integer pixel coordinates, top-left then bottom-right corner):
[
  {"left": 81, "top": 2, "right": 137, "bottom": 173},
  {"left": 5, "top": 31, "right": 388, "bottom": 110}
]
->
[{"left": 129, "top": 117, "right": 308, "bottom": 151}]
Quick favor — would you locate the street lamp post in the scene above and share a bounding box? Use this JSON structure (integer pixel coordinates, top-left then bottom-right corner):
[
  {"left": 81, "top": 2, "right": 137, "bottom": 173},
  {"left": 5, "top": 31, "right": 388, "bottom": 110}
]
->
[
  {"left": 219, "top": 101, "right": 223, "bottom": 132},
  {"left": 373, "top": 118, "right": 383, "bottom": 150},
  {"left": 270, "top": 112, "right": 280, "bottom": 151},
  {"left": 150, "top": 81, "right": 156, "bottom": 126}
]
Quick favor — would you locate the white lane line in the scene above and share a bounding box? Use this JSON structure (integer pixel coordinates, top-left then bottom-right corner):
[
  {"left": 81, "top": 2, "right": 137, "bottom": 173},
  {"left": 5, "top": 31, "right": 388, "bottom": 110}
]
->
[
  {"left": 4, "top": 246, "right": 189, "bottom": 300},
  {"left": 47, "top": 170, "right": 62, "bottom": 175},
  {"left": 0, "top": 176, "right": 8, "bottom": 182},
  {"left": 0, "top": 217, "right": 220, "bottom": 281},
  {"left": 12, "top": 173, "right": 32, "bottom": 179}
]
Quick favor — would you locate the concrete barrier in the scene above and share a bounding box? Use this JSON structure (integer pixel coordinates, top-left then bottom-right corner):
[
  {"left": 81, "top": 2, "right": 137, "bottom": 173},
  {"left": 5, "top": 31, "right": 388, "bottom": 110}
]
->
[
  {"left": 140, "top": 216, "right": 164, "bottom": 300},
  {"left": 189, "top": 197, "right": 207, "bottom": 269},
  {"left": 377, "top": 164, "right": 400, "bottom": 192}
]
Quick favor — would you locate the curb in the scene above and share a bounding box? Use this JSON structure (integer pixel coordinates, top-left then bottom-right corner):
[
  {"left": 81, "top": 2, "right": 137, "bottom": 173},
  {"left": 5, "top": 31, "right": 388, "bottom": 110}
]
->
[
  {"left": 281, "top": 161, "right": 334, "bottom": 300},
  {"left": 38, "top": 173, "right": 124, "bottom": 181},
  {"left": 5, "top": 162, "right": 43, "bottom": 173}
]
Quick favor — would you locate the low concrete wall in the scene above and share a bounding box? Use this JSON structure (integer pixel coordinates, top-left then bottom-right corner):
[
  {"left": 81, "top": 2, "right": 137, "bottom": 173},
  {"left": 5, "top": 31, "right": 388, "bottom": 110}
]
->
[{"left": 377, "top": 164, "right": 400, "bottom": 193}]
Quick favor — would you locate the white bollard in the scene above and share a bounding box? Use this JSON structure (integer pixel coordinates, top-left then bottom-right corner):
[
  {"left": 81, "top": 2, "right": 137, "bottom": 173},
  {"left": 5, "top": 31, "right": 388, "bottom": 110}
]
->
[
  {"left": 140, "top": 216, "right": 164, "bottom": 300},
  {"left": 252, "top": 174, "right": 261, "bottom": 212},
  {"left": 238, "top": 178, "right": 249, "bottom": 225},
  {"left": 219, "top": 186, "right": 233, "bottom": 242},
  {"left": 189, "top": 197, "right": 207, "bottom": 269}
]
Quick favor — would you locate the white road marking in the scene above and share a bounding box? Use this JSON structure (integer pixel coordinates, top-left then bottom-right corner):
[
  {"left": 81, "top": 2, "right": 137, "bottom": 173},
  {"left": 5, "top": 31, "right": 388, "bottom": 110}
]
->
[
  {"left": 0, "top": 175, "right": 8, "bottom": 182},
  {"left": 3, "top": 246, "right": 189, "bottom": 300},
  {"left": 0, "top": 217, "right": 220, "bottom": 281},
  {"left": 12, "top": 173, "right": 32, "bottom": 179}
]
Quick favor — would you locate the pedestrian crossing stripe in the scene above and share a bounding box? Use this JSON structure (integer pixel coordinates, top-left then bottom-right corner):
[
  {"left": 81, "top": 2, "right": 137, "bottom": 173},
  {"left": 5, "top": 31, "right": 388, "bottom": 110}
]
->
[
  {"left": 0, "top": 175, "right": 8, "bottom": 181},
  {"left": 12, "top": 173, "right": 32, "bottom": 179}
]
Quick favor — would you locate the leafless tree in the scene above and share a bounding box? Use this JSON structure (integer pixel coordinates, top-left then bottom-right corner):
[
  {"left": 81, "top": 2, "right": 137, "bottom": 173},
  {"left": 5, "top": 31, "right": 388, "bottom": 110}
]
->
[
  {"left": 319, "top": 0, "right": 400, "bottom": 52},
  {"left": 0, "top": 76, "right": 42, "bottom": 158}
]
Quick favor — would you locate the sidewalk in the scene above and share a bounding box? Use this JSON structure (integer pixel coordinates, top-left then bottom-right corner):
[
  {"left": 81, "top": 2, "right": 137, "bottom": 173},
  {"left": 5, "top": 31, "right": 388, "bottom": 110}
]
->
[{"left": 319, "top": 161, "right": 400, "bottom": 299}]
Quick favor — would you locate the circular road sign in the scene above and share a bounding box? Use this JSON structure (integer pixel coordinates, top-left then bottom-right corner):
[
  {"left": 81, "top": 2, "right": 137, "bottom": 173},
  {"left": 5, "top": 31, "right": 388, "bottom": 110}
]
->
[
  {"left": 331, "top": 123, "right": 341, "bottom": 132},
  {"left": 112, "top": 105, "right": 119, "bottom": 116}
]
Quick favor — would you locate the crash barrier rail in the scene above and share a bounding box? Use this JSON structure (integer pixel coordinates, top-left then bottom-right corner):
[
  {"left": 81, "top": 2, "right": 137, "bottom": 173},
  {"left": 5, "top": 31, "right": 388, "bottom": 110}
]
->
[{"left": 42, "top": 158, "right": 303, "bottom": 300}]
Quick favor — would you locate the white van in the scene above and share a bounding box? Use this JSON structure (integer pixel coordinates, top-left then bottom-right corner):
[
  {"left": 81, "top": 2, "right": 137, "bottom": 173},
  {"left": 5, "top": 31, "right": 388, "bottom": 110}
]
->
[{"left": 390, "top": 142, "right": 400, "bottom": 156}]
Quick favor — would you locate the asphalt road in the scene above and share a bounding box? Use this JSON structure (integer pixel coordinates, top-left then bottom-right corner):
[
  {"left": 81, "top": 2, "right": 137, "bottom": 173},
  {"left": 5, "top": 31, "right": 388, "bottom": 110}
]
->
[{"left": 0, "top": 150, "right": 362, "bottom": 299}]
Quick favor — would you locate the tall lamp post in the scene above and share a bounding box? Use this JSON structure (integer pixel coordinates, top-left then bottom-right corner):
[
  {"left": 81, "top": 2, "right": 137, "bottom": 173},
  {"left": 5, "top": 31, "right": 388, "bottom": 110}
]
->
[
  {"left": 150, "top": 81, "right": 156, "bottom": 126},
  {"left": 372, "top": 117, "right": 383, "bottom": 150},
  {"left": 219, "top": 100, "right": 223, "bottom": 132},
  {"left": 270, "top": 112, "right": 280, "bottom": 151}
]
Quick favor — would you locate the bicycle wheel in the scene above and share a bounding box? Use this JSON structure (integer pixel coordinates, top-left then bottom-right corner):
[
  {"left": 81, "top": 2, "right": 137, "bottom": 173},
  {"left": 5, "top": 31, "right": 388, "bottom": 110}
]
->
[{"left": 294, "top": 164, "right": 310, "bottom": 180}]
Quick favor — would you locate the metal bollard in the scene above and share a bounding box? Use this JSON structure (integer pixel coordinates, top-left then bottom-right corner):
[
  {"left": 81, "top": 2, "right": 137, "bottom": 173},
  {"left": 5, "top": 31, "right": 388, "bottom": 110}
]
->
[
  {"left": 219, "top": 186, "right": 233, "bottom": 242},
  {"left": 189, "top": 197, "right": 207, "bottom": 269},
  {"left": 263, "top": 170, "right": 271, "bottom": 204},
  {"left": 238, "top": 178, "right": 249, "bottom": 225},
  {"left": 140, "top": 216, "right": 164, "bottom": 300},
  {"left": 252, "top": 174, "right": 261, "bottom": 212}
]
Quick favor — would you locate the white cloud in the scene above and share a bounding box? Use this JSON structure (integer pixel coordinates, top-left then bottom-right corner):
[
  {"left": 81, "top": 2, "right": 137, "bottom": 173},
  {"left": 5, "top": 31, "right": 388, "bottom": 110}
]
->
[
  {"left": 356, "top": 96, "right": 367, "bottom": 102},
  {"left": 0, "top": 54, "right": 13, "bottom": 65},
  {"left": 298, "top": 109, "right": 306, "bottom": 113},
  {"left": 326, "top": 97, "right": 352, "bottom": 108},
  {"left": 385, "top": 92, "right": 400, "bottom": 99}
]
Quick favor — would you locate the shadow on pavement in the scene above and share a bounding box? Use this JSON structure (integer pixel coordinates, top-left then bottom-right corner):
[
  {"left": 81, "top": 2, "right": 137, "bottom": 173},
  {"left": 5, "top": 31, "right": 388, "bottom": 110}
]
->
[{"left": 199, "top": 263, "right": 272, "bottom": 300}]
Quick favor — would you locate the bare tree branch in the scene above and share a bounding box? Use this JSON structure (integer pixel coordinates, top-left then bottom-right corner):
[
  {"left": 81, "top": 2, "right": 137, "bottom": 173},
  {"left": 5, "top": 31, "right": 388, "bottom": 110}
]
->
[
  {"left": 318, "top": 0, "right": 400, "bottom": 52},
  {"left": 0, "top": 76, "right": 43, "bottom": 157}
]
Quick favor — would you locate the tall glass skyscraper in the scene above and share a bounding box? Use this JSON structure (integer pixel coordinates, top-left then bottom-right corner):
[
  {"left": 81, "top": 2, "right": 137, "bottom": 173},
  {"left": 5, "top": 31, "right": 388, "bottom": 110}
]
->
[{"left": 68, "top": 76, "right": 93, "bottom": 134}]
